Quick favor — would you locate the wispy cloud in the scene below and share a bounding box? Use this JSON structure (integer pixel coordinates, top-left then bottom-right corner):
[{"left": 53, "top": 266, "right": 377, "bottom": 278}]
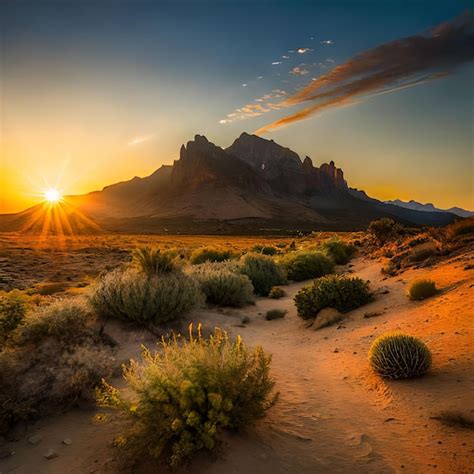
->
[
  {"left": 128, "top": 134, "right": 154, "bottom": 146},
  {"left": 290, "top": 66, "right": 309, "bottom": 76},
  {"left": 255, "top": 12, "right": 474, "bottom": 134},
  {"left": 219, "top": 89, "right": 287, "bottom": 124}
]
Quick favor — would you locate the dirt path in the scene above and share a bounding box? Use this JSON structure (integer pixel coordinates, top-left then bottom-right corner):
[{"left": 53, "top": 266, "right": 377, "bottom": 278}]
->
[{"left": 1, "top": 255, "right": 473, "bottom": 473}]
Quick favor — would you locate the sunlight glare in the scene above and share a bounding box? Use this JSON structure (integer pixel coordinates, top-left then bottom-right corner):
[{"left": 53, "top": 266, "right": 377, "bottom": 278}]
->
[{"left": 44, "top": 188, "right": 62, "bottom": 203}]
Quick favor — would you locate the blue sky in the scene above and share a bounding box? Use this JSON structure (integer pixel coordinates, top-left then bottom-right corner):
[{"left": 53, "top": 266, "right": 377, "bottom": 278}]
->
[{"left": 1, "top": 0, "right": 473, "bottom": 212}]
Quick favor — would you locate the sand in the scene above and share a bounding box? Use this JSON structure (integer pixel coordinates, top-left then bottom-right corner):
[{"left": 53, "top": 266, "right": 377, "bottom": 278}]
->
[{"left": 0, "top": 249, "right": 473, "bottom": 473}]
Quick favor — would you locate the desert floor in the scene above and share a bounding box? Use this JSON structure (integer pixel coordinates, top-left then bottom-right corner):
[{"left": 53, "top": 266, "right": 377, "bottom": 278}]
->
[{"left": 0, "top": 237, "right": 473, "bottom": 473}]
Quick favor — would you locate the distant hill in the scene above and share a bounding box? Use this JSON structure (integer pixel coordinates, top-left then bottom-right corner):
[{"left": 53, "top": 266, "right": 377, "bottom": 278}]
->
[
  {"left": 385, "top": 199, "right": 473, "bottom": 218},
  {"left": 0, "top": 133, "right": 457, "bottom": 234}
]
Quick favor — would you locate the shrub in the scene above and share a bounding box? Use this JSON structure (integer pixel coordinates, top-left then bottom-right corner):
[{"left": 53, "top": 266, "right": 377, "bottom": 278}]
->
[
  {"left": 446, "top": 217, "right": 474, "bottom": 240},
  {"left": 368, "top": 333, "right": 432, "bottom": 379},
  {"left": 90, "top": 269, "right": 203, "bottom": 325},
  {"left": 265, "top": 309, "right": 287, "bottom": 320},
  {"left": 281, "top": 251, "right": 334, "bottom": 282},
  {"left": 251, "top": 245, "right": 277, "bottom": 256},
  {"left": 239, "top": 253, "right": 286, "bottom": 296},
  {"left": 294, "top": 275, "right": 371, "bottom": 320},
  {"left": 312, "top": 308, "right": 345, "bottom": 330},
  {"left": 407, "top": 247, "right": 437, "bottom": 263},
  {"left": 407, "top": 279, "right": 438, "bottom": 301},
  {"left": 97, "top": 326, "right": 276, "bottom": 467},
  {"left": 368, "top": 218, "right": 398, "bottom": 244},
  {"left": 132, "top": 247, "right": 177, "bottom": 275},
  {"left": 0, "top": 292, "right": 27, "bottom": 344},
  {"left": 0, "top": 298, "right": 113, "bottom": 434},
  {"left": 320, "top": 238, "right": 356, "bottom": 265},
  {"left": 268, "top": 287, "right": 286, "bottom": 299},
  {"left": 190, "top": 247, "right": 234, "bottom": 265},
  {"left": 12, "top": 298, "right": 94, "bottom": 346},
  {"left": 189, "top": 263, "right": 254, "bottom": 307}
]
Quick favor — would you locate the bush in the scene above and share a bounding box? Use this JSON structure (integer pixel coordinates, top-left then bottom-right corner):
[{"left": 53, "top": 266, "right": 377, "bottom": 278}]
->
[
  {"left": 190, "top": 247, "right": 234, "bottom": 265},
  {"left": 132, "top": 247, "right": 177, "bottom": 275},
  {"left": 0, "top": 298, "right": 113, "bottom": 434},
  {"left": 368, "top": 333, "right": 432, "bottom": 379},
  {"left": 251, "top": 245, "right": 277, "bottom": 256},
  {"left": 446, "top": 217, "right": 474, "bottom": 240},
  {"left": 12, "top": 298, "right": 94, "bottom": 346},
  {"left": 0, "top": 292, "right": 27, "bottom": 344},
  {"left": 294, "top": 275, "right": 371, "bottom": 320},
  {"left": 320, "top": 238, "right": 356, "bottom": 265},
  {"left": 312, "top": 308, "right": 345, "bottom": 330},
  {"left": 407, "top": 247, "right": 437, "bottom": 263},
  {"left": 189, "top": 263, "right": 254, "bottom": 307},
  {"left": 265, "top": 309, "right": 287, "bottom": 320},
  {"left": 268, "top": 287, "right": 286, "bottom": 299},
  {"left": 97, "top": 326, "right": 276, "bottom": 467},
  {"left": 90, "top": 269, "right": 203, "bottom": 325},
  {"left": 368, "top": 218, "right": 398, "bottom": 244},
  {"left": 281, "top": 251, "right": 334, "bottom": 282},
  {"left": 239, "top": 253, "right": 286, "bottom": 296},
  {"left": 407, "top": 279, "right": 438, "bottom": 301}
]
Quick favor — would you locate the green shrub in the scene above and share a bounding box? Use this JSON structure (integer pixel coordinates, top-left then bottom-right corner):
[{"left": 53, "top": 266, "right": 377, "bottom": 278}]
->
[
  {"left": 0, "top": 292, "right": 27, "bottom": 344},
  {"left": 268, "top": 287, "right": 286, "bottom": 299},
  {"left": 368, "top": 333, "right": 432, "bottom": 379},
  {"left": 189, "top": 263, "right": 254, "bottom": 307},
  {"left": 239, "top": 253, "right": 286, "bottom": 296},
  {"left": 368, "top": 218, "right": 398, "bottom": 244},
  {"left": 281, "top": 251, "right": 334, "bottom": 282},
  {"left": 407, "top": 279, "right": 438, "bottom": 301},
  {"left": 90, "top": 269, "right": 203, "bottom": 325},
  {"left": 265, "top": 309, "right": 287, "bottom": 320},
  {"left": 0, "top": 298, "right": 113, "bottom": 435},
  {"left": 294, "top": 275, "right": 371, "bottom": 320},
  {"left": 190, "top": 247, "right": 234, "bottom": 265},
  {"left": 251, "top": 245, "right": 277, "bottom": 256},
  {"left": 12, "top": 299, "right": 94, "bottom": 346},
  {"left": 320, "top": 238, "right": 356, "bottom": 265},
  {"left": 132, "top": 247, "right": 177, "bottom": 275},
  {"left": 97, "top": 326, "right": 276, "bottom": 467}
]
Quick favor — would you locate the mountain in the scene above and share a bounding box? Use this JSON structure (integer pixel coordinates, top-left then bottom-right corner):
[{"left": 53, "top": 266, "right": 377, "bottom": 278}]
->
[
  {"left": 386, "top": 199, "right": 474, "bottom": 218},
  {"left": 1, "top": 133, "right": 457, "bottom": 234}
]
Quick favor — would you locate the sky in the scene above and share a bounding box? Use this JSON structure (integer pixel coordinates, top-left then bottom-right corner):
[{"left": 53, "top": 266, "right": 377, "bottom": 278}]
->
[{"left": 1, "top": 0, "right": 473, "bottom": 213}]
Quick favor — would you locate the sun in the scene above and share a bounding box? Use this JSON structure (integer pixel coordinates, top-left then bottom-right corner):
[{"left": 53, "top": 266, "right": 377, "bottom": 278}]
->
[{"left": 44, "top": 188, "right": 62, "bottom": 203}]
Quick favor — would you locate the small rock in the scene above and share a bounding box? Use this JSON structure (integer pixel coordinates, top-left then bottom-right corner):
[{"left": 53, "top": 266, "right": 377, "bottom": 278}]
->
[
  {"left": 0, "top": 448, "right": 14, "bottom": 459},
  {"left": 241, "top": 316, "right": 250, "bottom": 324},
  {"left": 28, "top": 434, "right": 43, "bottom": 446},
  {"left": 333, "top": 348, "right": 339, "bottom": 353},
  {"left": 62, "top": 438, "right": 72, "bottom": 446},
  {"left": 384, "top": 417, "right": 396, "bottom": 423},
  {"left": 44, "top": 449, "right": 59, "bottom": 460}
]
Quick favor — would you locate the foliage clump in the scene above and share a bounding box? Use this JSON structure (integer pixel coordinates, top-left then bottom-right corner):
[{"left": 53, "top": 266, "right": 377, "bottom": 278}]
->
[
  {"left": 265, "top": 309, "right": 287, "bottom": 320},
  {"left": 90, "top": 269, "right": 202, "bottom": 325},
  {"left": 281, "top": 251, "right": 334, "bottom": 282},
  {"left": 368, "top": 332, "right": 432, "bottom": 379},
  {"left": 0, "top": 298, "right": 113, "bottom": 434},
  {"left": 189, "top": 263, "right": 254, "bottom": 307},
  {"left": 97, "top": 326, "right": 276, "bottom": 467},
  {"left": 268, "top": 287, "right": 286, "bottom": 299},
  {"left": 132, "top": 247, "right": 177, "bottom": 275},
  {"left": 368, "top": 218, "right": 399, "bottom": 244},
  {"left": 446, "top": 217, "right": 474, "bottom": 240},
  {"left": 407, "top": 279, "right": 438, "bottom": 301},
  {"left": 320, "top": 238, "right": 357, "bottom": 265},
  {"left": 251, "top": 245, "right": 278, "bottom": 256},
  {"left": 0, "top": 291, "right": 27, "bottom": 344},
  {"left": 190, "top": 247, "right": 235, "bottom": 265},
  {"left": 294, "top": 275, "right": 371, "bottom": 320},
  {"left": 239, "top": 253, "right": 286, "bottom": 296}
]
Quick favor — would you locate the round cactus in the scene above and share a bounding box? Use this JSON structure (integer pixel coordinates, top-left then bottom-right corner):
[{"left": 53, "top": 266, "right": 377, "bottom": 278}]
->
[{"left": 368, "top": 333, "right": 432, "bottom": 379}]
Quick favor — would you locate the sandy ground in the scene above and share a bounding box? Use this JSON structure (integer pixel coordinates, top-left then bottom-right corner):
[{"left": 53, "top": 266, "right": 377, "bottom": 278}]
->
[{"left": 1, "top": 251, "right": 473, "bottom": 473}]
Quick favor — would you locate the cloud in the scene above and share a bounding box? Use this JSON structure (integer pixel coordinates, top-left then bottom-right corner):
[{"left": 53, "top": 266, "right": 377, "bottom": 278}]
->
[
  {"left": 290, "top": 66, "right": 309, "bottom": 76},
  {"left": 320, "top": 40, "right": 334, "bottom": 45},
  {"left": 297, "top": 47, "right": 312, "bottom": 54},
  {"left": 219, "top": 89, "right": 287, "bottom": 124},
  {"left": 255, "top": 11, "right": 474, "bottom": 134},
  {"left": 272, "top": 61, "right": 282, "bottom": 65},
  {"left": 128, "top": 135, "right": 154, "bottom": 146}
]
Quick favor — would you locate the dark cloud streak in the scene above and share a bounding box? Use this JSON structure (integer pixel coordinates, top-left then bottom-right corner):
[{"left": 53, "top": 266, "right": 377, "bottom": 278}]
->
[{"left": 256, "top": 12, "right": 474, "bottom": 134}]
